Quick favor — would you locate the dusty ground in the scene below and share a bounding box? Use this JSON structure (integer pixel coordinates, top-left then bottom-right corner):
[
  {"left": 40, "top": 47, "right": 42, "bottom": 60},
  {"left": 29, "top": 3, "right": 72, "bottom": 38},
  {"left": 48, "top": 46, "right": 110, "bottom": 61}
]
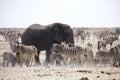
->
[{"left": 0, "top": 28, "right": 120, "bottom": 80}]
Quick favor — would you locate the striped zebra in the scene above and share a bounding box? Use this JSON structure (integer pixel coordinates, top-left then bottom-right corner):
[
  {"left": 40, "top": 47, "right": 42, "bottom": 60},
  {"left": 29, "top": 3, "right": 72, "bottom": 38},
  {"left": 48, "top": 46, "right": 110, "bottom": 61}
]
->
[
  {"left": 51, "top": 43, "right": 85, "bottom": 65},
  {"left": 50, "top": 51, "right": 64, "bottom": 66}
]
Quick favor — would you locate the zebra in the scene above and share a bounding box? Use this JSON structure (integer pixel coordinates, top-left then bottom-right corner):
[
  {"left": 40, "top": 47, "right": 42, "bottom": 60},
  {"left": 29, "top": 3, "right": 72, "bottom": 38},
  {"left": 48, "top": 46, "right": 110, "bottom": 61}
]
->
[
  {"left": 13, "top": 43, "right": 38, "bottom": 67},
  {"left": 51, "top": 43, "right": 85, "bottom": 66},
  {"left": 94, "top": 48, "right": 116, "bottom": 67},
  {"left": 2, "top": 51, "right": 17, "bottom": 67},
  {"left": 50, "top": 51, "right": 65, "bottom": 66},
  {"left": 84, "top": 48, "right": 94, "bottom": 66},
  {"left": 113, "top": 45, "right": 120, "bottom": 66}
]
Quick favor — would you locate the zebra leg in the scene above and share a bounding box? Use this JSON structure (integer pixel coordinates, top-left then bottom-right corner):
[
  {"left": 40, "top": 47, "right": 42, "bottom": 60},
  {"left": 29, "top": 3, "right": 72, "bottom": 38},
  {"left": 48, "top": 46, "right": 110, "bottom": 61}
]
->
[
  {"left": 6, "top": 61, "right": 9, "bottom": 67},
  {"left": 56, "top": 61, "right": 60, "bottom": 66},
  {"left": 110, "top": 58, "right": 114, "bottom": 67},
  {"left": 12, "top": 62, "right": 14, "bottom": 67},
  {"left": 113, "top": 56, "right": 117, "bottom": 67},
  {"left": 79, "top": 54, "right": 84, "bottom": 66},
  {"left": 70, "top": 58, "right": 76, "bottom": 66},
  {"left": 63, "top": 57, "right": 68, "bottom": 66},
  {"left": 51, "top": 59, "right": 55, "bottom": 66},
  {"left": 20, "top": 59, "right": 23, "bottom": 67},
  {"left": 31, "top": 57, "right": 35, "bottom": 67},
  {"left": 29, "top": 58, "right": 33, "bottom": 67},
  {"left": 29, "top": 59, "right": 32, "bottom": 67},
  {"left": 26, "top": 59, "right": 30, "bottom": 67},
  {"left": 3, "top": 59, "right": 5, "bottom": 67}
]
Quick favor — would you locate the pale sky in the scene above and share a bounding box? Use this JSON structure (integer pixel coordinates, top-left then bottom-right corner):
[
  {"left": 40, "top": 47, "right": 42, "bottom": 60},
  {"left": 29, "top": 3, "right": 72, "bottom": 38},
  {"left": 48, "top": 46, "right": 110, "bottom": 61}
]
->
[{"left": 0, "top": 0, "right": 120, "bottom": 28}]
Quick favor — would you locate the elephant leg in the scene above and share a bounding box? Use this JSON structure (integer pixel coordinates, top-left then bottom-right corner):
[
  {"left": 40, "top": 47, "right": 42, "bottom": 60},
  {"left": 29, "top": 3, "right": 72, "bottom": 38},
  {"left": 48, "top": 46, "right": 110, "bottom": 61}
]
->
[
  {"left": 44, "top": 50, "right": 51, "bottom": 66},
  {"left": 35, "top": 50, "right": 41, "bottom": 65}
]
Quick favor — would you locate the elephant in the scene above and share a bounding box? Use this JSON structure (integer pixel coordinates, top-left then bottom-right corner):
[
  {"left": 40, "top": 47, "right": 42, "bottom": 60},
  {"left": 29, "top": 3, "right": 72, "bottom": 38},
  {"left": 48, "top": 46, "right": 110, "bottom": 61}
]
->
[{"left": 21, "top": 23, "right": 74, "bottom": 65}]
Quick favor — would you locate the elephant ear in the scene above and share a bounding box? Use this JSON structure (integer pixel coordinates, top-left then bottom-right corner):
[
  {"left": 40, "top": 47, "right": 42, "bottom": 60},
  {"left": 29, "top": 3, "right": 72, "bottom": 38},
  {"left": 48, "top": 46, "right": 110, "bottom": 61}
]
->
[
  {"left": 52, "top": 25, "right": 62, "bottom": 43},
  {"left": 63, "top": 25, "right": 73, "bottom": 36}
]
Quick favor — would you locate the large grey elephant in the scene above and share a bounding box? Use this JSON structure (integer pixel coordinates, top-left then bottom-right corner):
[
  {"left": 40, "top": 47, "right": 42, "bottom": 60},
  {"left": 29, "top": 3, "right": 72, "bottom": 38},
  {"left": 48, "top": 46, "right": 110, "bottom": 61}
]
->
[{"left": 21, "top": 23, "right": 74, "bottom": 65}]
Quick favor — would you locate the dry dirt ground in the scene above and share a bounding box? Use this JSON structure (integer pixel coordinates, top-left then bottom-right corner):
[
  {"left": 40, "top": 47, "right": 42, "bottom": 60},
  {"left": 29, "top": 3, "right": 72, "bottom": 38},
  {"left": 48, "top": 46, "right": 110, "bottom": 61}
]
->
[{"left": 0, "top": 28, "right": 120, "bottom": 80}]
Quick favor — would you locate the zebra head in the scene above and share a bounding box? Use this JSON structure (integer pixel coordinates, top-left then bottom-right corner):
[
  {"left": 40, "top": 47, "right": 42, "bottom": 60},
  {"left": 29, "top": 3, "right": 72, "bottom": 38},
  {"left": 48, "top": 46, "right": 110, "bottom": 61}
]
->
[{"left": 51, "top": 43, "right": 64, "bottom": 53}]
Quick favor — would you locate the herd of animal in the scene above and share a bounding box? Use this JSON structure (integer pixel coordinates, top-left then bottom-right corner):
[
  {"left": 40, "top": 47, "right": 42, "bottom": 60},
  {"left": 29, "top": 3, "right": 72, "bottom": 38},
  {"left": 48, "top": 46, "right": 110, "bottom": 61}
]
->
[
  {"left": 50, "top": 43, "right": 120, "bottom": 67},
  {"left": 0, "top": 25, "right": 120, "bottom": 68},
  {"left": 2, "top": 42, "right": 120, "bottom": 67}
]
